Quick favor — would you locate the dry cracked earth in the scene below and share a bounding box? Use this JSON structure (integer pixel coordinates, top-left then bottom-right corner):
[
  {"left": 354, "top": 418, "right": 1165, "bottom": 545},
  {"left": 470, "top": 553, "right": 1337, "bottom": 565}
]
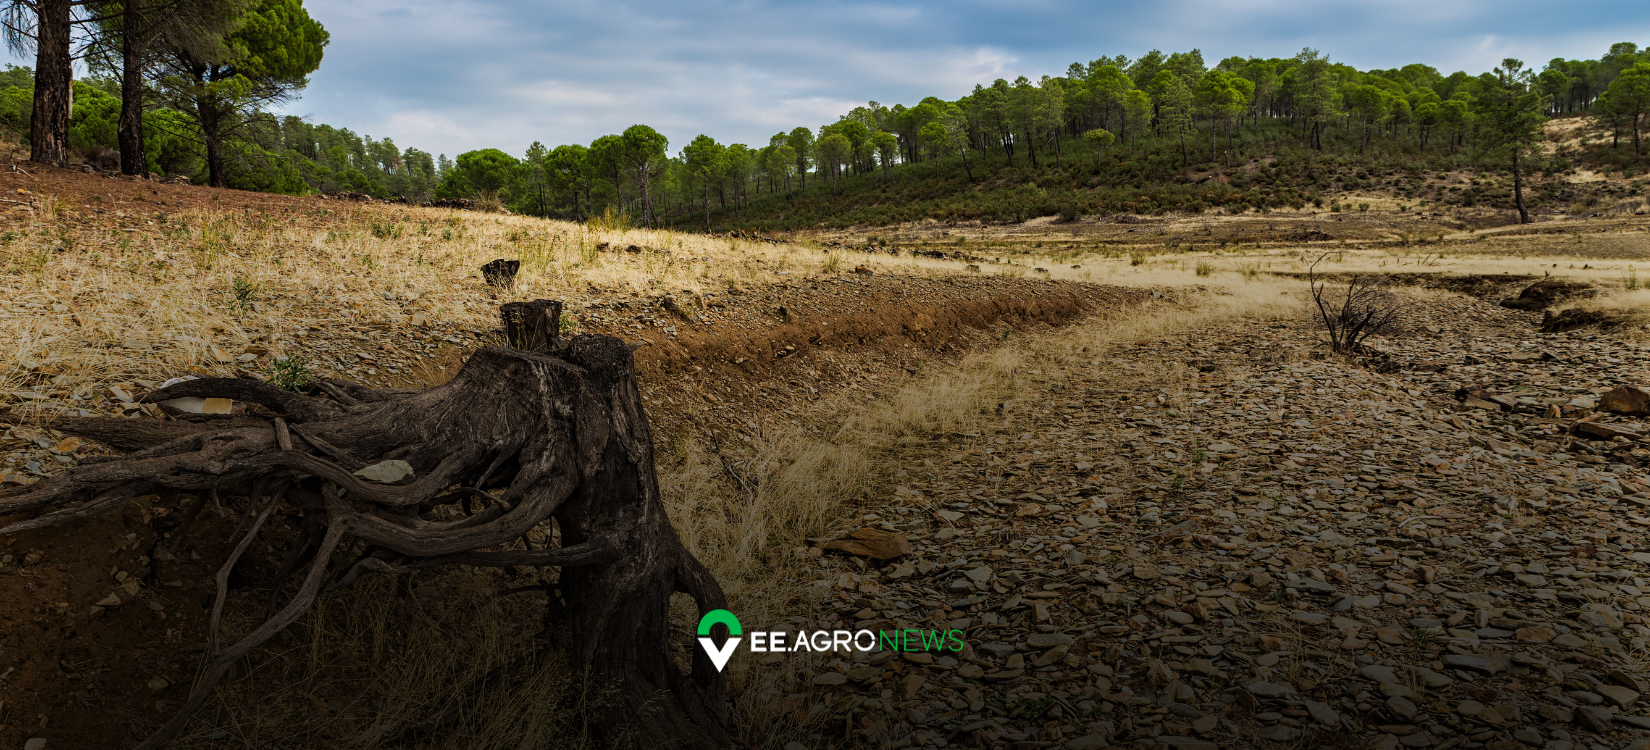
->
[{"left": 777, "top": 287, "right": 1650, "bottom": 750}]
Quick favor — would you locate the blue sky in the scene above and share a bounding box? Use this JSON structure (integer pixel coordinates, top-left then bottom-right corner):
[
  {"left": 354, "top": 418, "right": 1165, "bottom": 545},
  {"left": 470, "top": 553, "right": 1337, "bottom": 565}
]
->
[{"left": 9, "top": 0, "right": 1649, "bottom": 159}]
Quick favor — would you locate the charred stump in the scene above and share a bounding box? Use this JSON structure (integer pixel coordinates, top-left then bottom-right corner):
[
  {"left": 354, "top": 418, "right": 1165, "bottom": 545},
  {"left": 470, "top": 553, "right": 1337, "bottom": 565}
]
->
[
  {"left": 482, "top": 258, "right": 521, "bottom": 288},
  {"left": 0, "top": 302, "right": 734, "bottom": 750}
]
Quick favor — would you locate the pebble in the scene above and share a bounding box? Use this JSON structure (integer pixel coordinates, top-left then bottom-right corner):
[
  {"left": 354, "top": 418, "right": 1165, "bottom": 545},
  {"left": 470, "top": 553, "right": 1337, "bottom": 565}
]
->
[{"left": 353, "top": 459, "right": 414, "bottom": 484}]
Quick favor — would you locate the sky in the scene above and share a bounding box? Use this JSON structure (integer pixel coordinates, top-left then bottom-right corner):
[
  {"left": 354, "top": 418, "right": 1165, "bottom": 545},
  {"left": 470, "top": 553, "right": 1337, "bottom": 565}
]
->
[{"left": 8, "top": 0, "right": 1650, "bottom": 159}]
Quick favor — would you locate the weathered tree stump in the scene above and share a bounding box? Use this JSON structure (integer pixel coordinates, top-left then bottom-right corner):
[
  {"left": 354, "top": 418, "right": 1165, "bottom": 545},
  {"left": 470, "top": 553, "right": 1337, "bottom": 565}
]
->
[
  {"left": 0, "top": 303, "right": 734, "bottom": 749},
  {"left": 481, "top": 258, "right": 521, "bottom": 288}
]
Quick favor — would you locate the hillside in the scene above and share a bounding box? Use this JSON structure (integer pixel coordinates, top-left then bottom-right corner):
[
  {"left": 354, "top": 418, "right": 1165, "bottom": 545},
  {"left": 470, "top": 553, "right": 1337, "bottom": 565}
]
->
[{"left": 667, "top": 117, "right": 1649, "bottom": 233}]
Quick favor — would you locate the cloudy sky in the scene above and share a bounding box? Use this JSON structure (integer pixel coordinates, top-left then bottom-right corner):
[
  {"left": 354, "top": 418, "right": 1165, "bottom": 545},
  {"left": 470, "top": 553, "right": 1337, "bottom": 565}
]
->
[{"left": 10, "top": 0, "right": 1650, "bottom": 159}]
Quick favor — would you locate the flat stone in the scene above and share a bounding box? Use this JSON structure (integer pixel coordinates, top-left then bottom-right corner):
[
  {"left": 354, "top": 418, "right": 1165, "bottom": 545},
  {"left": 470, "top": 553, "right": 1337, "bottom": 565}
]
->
[
  {"left": 1457, "top": 699, "right": 1484, "bottom": 716},
  {"left": 1288, "top": 578, "right": 1336, "bottom": 596},
  {"left": 1258, "top": 725, "right": 1302, "bottom": 741},
  {"left": 964, "top": 565, "right": 993, "bottom": 582},
  {"left": 1387, "top": 696, "right": 1418, "bottom": 719},
  {"left": 1512, "top": 728, "right": 1544, "bottom": 747},
  {"left": 1134, "top": 563, "right": 1162, "bottom": 580},
  {"left": 354, "top": 459, "right": 414, "bottom": 484},
  {"left": 1064, "top": 734, "right": 1109, "bottom": 750},
  {"left": 1398, "top": 732, "right": 1432, "bottom": 747},
  {"left": 1247, "top": 680, "right": 1294, "bottom": 698},
  {"left": 1598, "top": 684, "right": 1640, "bottom": 708},
  {"left": 1291, "top": 611, "right": 1328, "bottom": 625},
  {"left": 811, "top": 672, "right": 846, "bottom": 685},
  {"left": 1304, "top": 699, "right": 1340, "bottom": 725},
  {"left": 1551, "top": 633, "right": 1588, "bottom": 648},
  {"left": 1381, "top": 683, "right": 1414, "bottom": 698},
  {"left": 1515, "top": 574, "right": 1548, "bottom": 587},
  {"left": 1360, "top": 665, "right": 1400, "bottom": 684},
  {"left": 1601, "top": 385, "right": 1650, "bottom": 415},
  {"left": 1443, "top": 654, "right": 1502, "bottom": 674},
  {"left": 1411, "top": 667, "right": 1453, "bottom": 687},
  {"left": 1516, "top": 626, "right": 1556, "bottom": 643},
  {"left": 1475, "top": 628, "right": 1516, "bottom": 639},
  {"left": 1610, "top": 669, "right": 1646, "bottom": 693},
  {"left": 842, "top": 663, "right": 883, "bottom": 682},
  {"left": 1027, "top": 633, "right": 1073, "bottom": 648},
  {"left": 822, "top": 528, "right": 912, "bottom": 559},
  {"left": 1169, "top": 702, "right": 1202, "bottom": 718}
]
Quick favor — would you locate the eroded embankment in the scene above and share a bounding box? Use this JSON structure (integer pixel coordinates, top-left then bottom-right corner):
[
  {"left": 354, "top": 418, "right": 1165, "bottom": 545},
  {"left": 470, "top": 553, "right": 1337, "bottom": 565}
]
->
[{"left": 0, "top": 274, "right": 1150, "bottom": 750}]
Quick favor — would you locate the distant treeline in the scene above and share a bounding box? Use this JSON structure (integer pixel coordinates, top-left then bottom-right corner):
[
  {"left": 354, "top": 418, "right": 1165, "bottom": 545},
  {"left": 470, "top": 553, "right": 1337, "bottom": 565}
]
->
[{"left": 3, "top": 29, "right": 1647, "bottom": 225}]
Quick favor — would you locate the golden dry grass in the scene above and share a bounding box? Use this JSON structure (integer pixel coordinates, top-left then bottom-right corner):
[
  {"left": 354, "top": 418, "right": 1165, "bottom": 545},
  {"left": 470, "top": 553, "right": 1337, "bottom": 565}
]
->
[{"left": 0, "top": 201, "right": 984, "bottom": 417}]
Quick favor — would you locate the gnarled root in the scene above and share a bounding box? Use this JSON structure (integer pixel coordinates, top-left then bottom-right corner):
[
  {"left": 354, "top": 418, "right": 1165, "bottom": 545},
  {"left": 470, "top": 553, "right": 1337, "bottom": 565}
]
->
[{"left": 1, "top": 315, "right": 735, "bottom": 750}]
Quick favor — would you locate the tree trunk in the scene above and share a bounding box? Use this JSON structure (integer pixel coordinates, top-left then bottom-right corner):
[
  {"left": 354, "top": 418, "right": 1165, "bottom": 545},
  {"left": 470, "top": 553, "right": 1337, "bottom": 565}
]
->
[
  {"left": 1025, "top": 130, "right": 1038, "bottom": 169},
  {"left": 194, "top": 67, "right": 230, "bottom": 189},
  {"left": 29, "top": 0, "right": 74, "bottom": 168},
  {"left": 1, "top": 301, "right": 736, "bottom": 750},
  {"left": 118, "top": 0, "right": 149, "bottom": 176},
  {"left": 1511, "top": 150, "right": 1530, "bottom": 225}
]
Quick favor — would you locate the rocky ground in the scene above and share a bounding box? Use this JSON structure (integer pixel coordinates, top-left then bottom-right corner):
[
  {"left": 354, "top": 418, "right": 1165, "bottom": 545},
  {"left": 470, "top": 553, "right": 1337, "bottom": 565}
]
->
[{"left": 779, "top": 286, "right": 1650, "bottom": 750}]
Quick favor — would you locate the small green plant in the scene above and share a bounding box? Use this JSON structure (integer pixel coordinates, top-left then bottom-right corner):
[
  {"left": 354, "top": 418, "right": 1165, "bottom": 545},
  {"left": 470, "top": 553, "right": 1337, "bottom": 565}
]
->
[
  {"left": 559, "top": 315, "right": 577, "bottom": 333},
  {"left": 440, "top": 228, "right": 457, "bottom": 241},
  {"left": 1130, "top": 252, "right": 1147, "bottom": 266},
  {"left": 822, "top": 253, "right": 842, "bottom": 273},
  {"left": 1195, "top": 261, "right": 1214, "bottom": 277},
  {"left": 264, "top": 356, "right": 312, "bottom": 392},
  {"left": 1625, "top": 267, "right": 1640, "bottom": 291},
  {"left": 1237, "top": 262, "right": 1261, "bottom": 280},
  {"left": 1012, "top": 697, "right": 1054, "bottom": 720},
  {"left": 230, "top": 275, "right": 260, "bottom": 313},
  {"left": 1407, "top": 626, "right": 1437, "bottom": 653},
  {"left": 369, "top": 221, "right": 403, "bottom": 239},
  {"left": 1330, "top": 203, "right": 1342, "bottom": 213},
  {"left": 1358, "top": 202, "right": 1370, "bottom": 212}
]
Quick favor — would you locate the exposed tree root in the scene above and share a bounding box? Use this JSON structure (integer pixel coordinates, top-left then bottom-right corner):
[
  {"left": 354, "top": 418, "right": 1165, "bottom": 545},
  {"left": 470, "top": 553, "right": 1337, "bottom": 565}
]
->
[{"left": 0, "top": 300, "right": 735, "bottom": 750}]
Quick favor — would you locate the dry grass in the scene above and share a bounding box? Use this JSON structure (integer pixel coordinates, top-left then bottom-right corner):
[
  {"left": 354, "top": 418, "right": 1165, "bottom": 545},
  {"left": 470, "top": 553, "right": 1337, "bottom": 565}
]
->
[{"left": 0, "top": 203, "right": 966, "bottom": 415}]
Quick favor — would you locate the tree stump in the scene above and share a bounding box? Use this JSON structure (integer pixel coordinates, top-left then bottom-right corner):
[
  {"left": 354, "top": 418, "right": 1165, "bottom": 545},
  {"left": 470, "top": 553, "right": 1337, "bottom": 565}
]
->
[
  {"left": 481, "top": 258, "right": 521, "bottom": 288},
  {"left": 0, "top": 303, "right": 734, "bottom": 750}
]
